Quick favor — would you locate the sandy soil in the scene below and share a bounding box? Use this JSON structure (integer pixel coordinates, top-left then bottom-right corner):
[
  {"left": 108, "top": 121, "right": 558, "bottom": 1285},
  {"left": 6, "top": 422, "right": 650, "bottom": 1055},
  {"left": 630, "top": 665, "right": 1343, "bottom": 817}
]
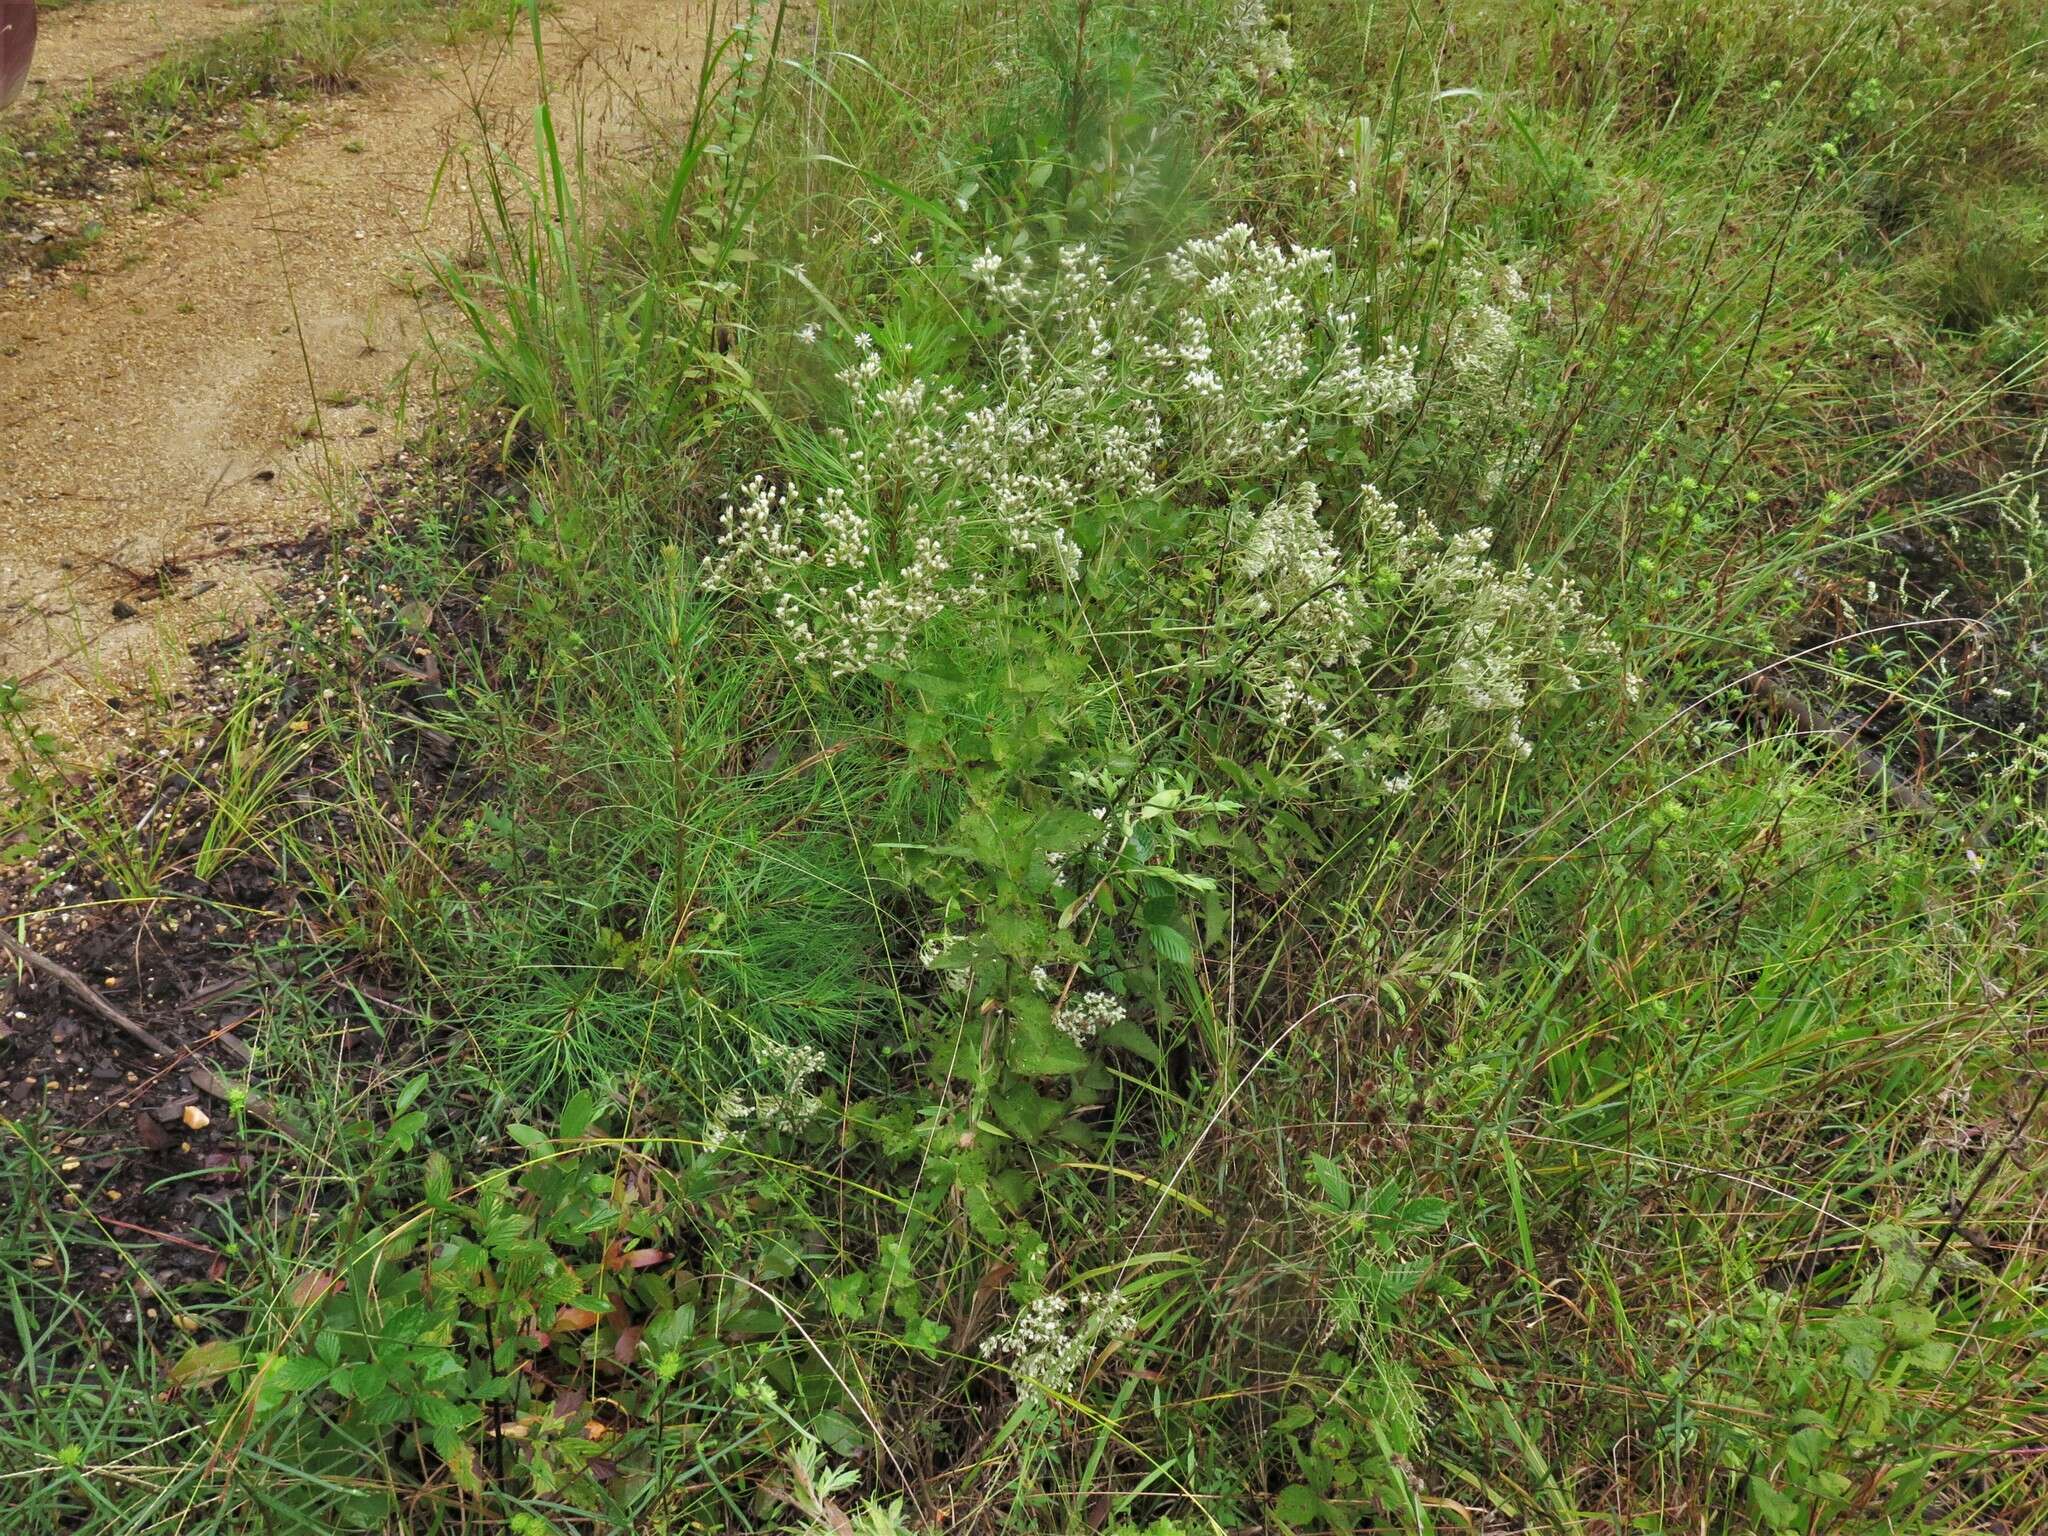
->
[
  {"left": 0, "top": 0, "right": 708, "bottom": 756},
  {"left": 6, "top": 0, "right": 269, "bottom": 110}
]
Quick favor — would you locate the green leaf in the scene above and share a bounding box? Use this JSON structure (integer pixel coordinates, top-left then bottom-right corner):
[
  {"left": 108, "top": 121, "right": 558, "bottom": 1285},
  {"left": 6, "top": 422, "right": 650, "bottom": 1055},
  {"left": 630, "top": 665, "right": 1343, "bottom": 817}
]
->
[
  {"left": 1749, "top": 1474, "right": 1802, "bottom": 1530},
  {"left": 414, "top": 1392, "right": 477, "bottom": 1431},
  {"left": 1400, "top": 1196, "right": 1453, "bottom": 1232},
  {"left": 1007, "top": 1008, "right": 1091, "bottom": 1077},
  {"left": 423, "top": 1151, "right": 454, "bottom": 1209},
  {"left": 811, "top": 1409, "right": 865, "bottom": 1457},
  {"left": 1909, "top": 1339, "right": 1955, "bottom": 1371},
  {"left": 1887, "top": 1303, "right": 1937, "bottom": 1348},
  {"left": 902, "top": 1313, "right": 950, "bottom": 1355},
  {"left": 1783, "top": 1424, "right": 1829, "bottom": 1471},
  {"left": 990, "top": 1079, "right": 1067, "bottom": 1141},
  {"left": 267, "top": 1355, "right": 331, "bottom": 1393},
  {"left": 559, "top": 1089, "right": 600, "bottom": 1141},
  {"left": 507, "top": 1123, "right": 552, "bottom": 1154},
  {"left": 1097, "top": 1019, "right": 1164, "bottom": 1066},
  {"left": 821, "top": 1273, "right": 869, "bottom": 1321},
  {"left": 1146, "top": 922, "right": 1193, "bottom": 967},
  {"left": 434, "top": 1426, "right": 482, "bottom": 1495},
  {"left": 168, "top": 1341, "right": 243, "bottom": 1390},
  {"left": 1035, "top": 809, "right": 1111, "bottom": 855},
  {"left": 1274, "top": 1485, "right": 1321, "bottom": 1526},
  {"left": 1306, "top": 1154, "right": 1352, "bottom": 1210}
]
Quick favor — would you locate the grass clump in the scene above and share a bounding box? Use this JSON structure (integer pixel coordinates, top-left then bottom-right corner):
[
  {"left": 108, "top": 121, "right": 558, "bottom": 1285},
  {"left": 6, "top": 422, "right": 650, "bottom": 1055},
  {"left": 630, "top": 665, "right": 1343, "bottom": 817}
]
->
[{"left": 4, "top": 0, "right": 2048, "bottom": 1531}]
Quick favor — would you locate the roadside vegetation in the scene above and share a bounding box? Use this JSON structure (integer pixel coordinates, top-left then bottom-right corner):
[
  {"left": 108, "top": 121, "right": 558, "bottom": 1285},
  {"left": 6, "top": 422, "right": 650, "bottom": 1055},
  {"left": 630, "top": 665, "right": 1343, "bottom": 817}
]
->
[
  {"left": 0, "top": 0, "right": 517, "bottom": 259},
  {"left": 3, "top": 0, "right": 2047, "bottom": 1531}
]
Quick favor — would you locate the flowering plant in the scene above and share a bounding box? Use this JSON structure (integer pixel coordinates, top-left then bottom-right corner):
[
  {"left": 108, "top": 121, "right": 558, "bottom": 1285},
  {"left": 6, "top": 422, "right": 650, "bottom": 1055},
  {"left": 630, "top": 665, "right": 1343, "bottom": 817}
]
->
[{"left": 707, "top": 225, "right": 1618, "bottom": 786}]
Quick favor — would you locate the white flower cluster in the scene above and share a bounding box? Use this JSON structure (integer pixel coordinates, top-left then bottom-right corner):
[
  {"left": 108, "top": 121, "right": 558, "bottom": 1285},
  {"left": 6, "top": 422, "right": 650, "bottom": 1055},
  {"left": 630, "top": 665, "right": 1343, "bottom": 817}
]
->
[
  {"left": 979, "top": 1289, "right": 1139, "bottom": 1406},
  {"left": 1139, "top": 224, "right": 1417, "bottom": 472},
  {"left": 919, "top": 933, "right": 974, "bottom": 995},
  {"left": 1229, "top": 0, "right": 1294, "bottom": 81},
  {"left": 1434, "top": 260, "right": 1545, "bottom": 497},
  {"left": 1227, "top": 473, "right": 1617, "bottom": 765},
  {"left": 1235, "top": 481, "right": 1372, "bottom": 669},
  {"left": 707, "top": 228, "right": 1617, "bottom": 774},
  {"left": 704, "top": 1038, "right": 830, "bottom": 1151},
  {"left": 710, "top": 227, "right": 1418, "bottom": 674},
  {"left": 1051, "top": 990, "right": 1127, "bottom": 1048}
]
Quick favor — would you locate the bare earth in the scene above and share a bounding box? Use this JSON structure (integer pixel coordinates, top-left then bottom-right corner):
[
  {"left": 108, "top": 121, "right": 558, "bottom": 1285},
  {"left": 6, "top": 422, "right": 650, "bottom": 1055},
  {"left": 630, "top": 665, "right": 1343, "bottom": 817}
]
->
[
  {"left": 0, "top": 0, "right": 706, "bottom": 755},
  {"left": 7, "top": 0, "right": 268, "bottom": 109}
]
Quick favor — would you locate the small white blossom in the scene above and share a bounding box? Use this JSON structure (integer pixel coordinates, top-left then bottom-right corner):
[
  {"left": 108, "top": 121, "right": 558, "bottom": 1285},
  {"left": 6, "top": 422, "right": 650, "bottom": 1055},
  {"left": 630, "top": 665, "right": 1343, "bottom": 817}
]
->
[
  {"left": 704, "top": 1039, "right": 830, "bottom": 1149},
  {"left": 1052, "top": 990, "right": 1126, "bottom": 1048},
  {"left": 980, "top": 1290, "right": 1138, "bottom": 1406}
]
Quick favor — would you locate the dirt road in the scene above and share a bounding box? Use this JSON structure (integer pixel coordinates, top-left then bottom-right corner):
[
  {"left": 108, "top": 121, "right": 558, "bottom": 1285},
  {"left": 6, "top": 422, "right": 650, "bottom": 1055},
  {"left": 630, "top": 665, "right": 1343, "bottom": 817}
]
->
[
  {"left": 8, "top": 0, "right": 263, "bottom": 108},
  {"left": 0, "top": 0, "right": 707, "bottom": 755}
]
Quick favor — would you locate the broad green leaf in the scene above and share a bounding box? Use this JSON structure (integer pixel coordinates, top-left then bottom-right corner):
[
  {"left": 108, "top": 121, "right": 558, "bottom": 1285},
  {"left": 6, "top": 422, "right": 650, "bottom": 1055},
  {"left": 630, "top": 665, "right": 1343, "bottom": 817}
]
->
[
  {"left": 267, "top": 1355, "right": 330, "bottom": 1393},
  {"left": 1147, "top": 922, "right": 1193, "bottom": 966},
  {"left": 1098, "top": 1020, "right": 1164, "bottom": 1066},
  {"left": 1274, "top": 1485, "right": 1321, "bottom": 1526},
  {"left": 559, "top": 1089, "right": 600, "bottom": 1141},
  {"left": 1007, "top": 1009, "right": 1091, "bottom": 1077},
  {"left": 168, "top": 1341, "right": 243, "bottom": 1390}
]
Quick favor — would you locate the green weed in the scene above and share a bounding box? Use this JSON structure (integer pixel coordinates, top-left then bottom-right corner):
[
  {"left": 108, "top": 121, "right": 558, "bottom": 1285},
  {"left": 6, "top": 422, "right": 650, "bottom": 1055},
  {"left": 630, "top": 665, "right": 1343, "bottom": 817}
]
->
[{"left": 6, "top": 0, "right": 2048, "bottom": 1530}]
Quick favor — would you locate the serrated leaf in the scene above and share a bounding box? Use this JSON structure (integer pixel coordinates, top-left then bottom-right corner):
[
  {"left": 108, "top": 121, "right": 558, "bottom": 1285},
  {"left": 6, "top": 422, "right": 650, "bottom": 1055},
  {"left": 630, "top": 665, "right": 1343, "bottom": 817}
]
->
[
  {"left": 1007, "top": 1011, "right": 1090, "bottom": 1077},
  {"left": 1146, "top": 922, "right": 1193, "bottom": 966},
  {"left": 1097, "top": 1019, "right": 1163, "bottom": 1066},
  {"left": 1035, "top": 809, "right": 1112, "bottom": 855},
  {"left": 415, "top": 1392, "right": 478, "bottom": 1430},
  {"left": 1274, "top": 1485, "right": 1321, "bottom": 1526},
  {"left": 1400, "top": 1196, "right": 1452, "bottom": 1232},
  {"left": 267, "top": 1355, "right": 331, "bottom": 1393},
  {"left": 990, "top": 1080, "right": 1066, "bottom": 1141},
  {"left": 423, "top": 1151, "right": 454, "bottom": 1209}
]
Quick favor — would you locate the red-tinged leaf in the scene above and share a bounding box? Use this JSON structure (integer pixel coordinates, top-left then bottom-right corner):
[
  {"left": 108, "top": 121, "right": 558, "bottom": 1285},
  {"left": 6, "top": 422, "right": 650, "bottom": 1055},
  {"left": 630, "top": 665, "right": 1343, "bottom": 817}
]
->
[
  {"left": 168, "top": 1340, "right": 243, "bottom": 1390},
  {"left": 553, "top": 1305, "right": 603, "bottom": 1332},
  {"left": 288, "top": 1270, "right": 338, "bottom": 1309},
  {"left": 550, "top": 1389, "right": 587, "bottom": 1422},
  {"left": 612, "top": 1325, "right": 643, "bottom": 1367},
  {"left": 603, "top": 1241, "right": 670, "bottom": 1271}
]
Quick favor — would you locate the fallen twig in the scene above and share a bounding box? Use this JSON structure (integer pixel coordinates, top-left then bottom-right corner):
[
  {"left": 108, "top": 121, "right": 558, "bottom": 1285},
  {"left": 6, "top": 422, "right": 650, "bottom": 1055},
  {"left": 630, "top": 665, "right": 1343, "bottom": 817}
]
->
[
  {"left": 0, "top": 928, "right": 297, "bottom": 1136},
  {"left": 99, "top": 1216, "right": 219, "bottom": 1256},
  {"left": 1749, "top": 671, "right": 1939, "bottom": 815}
]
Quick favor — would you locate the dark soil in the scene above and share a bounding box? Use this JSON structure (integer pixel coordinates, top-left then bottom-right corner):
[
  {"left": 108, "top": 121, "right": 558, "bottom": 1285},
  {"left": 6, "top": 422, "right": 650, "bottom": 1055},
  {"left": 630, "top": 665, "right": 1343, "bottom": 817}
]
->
[
  {"left": 1775, "top": 399, "right": 2047, "bottom": 819},
  {"left": 1, "top": 436, "right": 508, "bottom": 1367}
]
